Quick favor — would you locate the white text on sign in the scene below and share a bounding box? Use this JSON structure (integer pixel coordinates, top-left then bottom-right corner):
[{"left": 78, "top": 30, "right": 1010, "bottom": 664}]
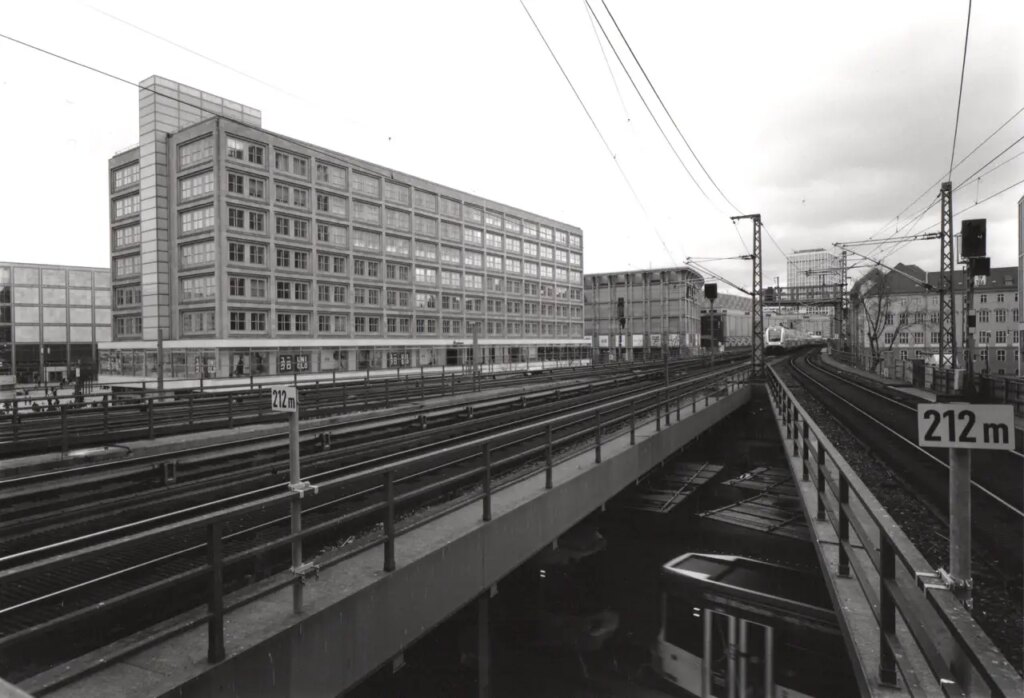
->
[
  {"left": 271, "top": 386, "right": 298, "bottom": 413},
  {"left": 916, "top": 403, "right": 1014, "bottom": 450}
]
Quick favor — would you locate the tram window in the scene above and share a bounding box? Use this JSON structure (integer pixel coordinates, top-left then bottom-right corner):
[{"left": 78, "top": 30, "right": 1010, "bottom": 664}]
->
[{"left": 663, "top": 595, "right": 702, "bottom": 655}]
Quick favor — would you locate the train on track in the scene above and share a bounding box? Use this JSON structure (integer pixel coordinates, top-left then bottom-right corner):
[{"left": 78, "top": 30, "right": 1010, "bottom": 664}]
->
[{"left": 764, "top": 326, "right": 825, "bottom": 355}]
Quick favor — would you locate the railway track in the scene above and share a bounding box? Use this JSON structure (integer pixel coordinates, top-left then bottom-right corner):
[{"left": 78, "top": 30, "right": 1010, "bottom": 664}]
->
[
  {"left": 783, "top": 349, "right": 1023, "bottom": 667},
  {"left": 1, "top": 356, "right": 745, "bottom": 557},
  {"left": 0, "top": 361, "right": 746, "bottom": 684},
  {"left": 1, "top": 355, "right": 736, "bottom": 457}
]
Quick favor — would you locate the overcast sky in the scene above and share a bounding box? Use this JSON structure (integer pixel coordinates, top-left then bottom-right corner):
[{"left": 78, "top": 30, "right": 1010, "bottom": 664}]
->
[{"left": 1, "top": 0, "right": 1021, "bottom": 289}]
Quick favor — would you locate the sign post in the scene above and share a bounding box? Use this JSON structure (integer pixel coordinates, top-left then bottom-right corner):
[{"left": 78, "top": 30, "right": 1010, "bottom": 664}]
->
[
  {"left": 917, "top": 402, "right": 1013, "bottom": 609},
  {"left": 272, "top": 386, "right": 316, "bottom": 612}
]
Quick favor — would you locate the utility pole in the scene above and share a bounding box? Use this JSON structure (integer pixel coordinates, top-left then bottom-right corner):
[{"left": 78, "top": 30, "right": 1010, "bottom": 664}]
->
[
  {"left": 731, "top": 213, "right": 764, "bottom": 377},
  {"left": 839, "top": 250, "right": 848, "bottom": 351},
  {"left": 938, "top": 181, "right": 957, "bottom": 369},
  {"left": 157, "top": 328, "right": 165, "bottom": 394}
]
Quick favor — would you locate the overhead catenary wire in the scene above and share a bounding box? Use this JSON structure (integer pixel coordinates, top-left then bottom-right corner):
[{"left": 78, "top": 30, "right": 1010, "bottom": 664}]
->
[
  {"left": 519, "top": 0, "right": 679, "bottom": 265},
  {"left": 948, "top": 0, "right": 973, "bottom": 180},
  {"left": 86, "top": 4, "right": 304, "bottom": 101},
  {"left": 582, "top": 0, "right": 631, "bottom": 125},
  {"left": 864, "top": 132, "right": 1024, "bottom": 263},
  {"left": 864, "top": 104, "right": 1024, "bottom": 246},
  {"left": 582, "top": 0, "right": 751, "bottom": 258},
  {"left": 597, "top": 0, "right": 741, "bottom": 216}
]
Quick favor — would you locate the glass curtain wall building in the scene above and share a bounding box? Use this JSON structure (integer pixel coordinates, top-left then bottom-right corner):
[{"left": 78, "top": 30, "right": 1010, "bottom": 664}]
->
[
  {"left": 0, "top": 262, "right": 111, "bottom": 383},
  {"left": 102, "top": 77, "right": 586, "bottom": 382}
]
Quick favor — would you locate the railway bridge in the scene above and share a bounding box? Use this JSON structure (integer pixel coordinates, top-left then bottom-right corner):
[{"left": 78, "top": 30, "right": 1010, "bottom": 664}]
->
[{"left": 1, "top": 352, "right": 1021, "bottom": 697}]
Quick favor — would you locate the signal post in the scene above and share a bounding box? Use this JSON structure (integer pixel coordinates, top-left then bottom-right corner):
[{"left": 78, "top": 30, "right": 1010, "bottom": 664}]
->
[{"left": 272, "top": 385, "right": 318, "bottom": 613}]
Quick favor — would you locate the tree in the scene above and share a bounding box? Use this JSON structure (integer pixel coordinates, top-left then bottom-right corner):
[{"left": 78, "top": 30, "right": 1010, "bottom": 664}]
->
[{"left": 851, "top": 266, "right": 922, "bottom": 373}]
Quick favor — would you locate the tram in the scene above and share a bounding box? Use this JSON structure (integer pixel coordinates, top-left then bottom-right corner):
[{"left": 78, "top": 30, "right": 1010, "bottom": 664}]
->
[{"left": 651, "top": 553, "right": 855, "bottom": 697}]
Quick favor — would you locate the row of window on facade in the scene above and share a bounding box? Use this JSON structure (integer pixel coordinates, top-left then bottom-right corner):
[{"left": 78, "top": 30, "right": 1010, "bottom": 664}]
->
[
  {"left": 114, "top": 134, "right": 583, "bottom": 247},
  {"left": 882, "top": 330, "right": 1020, "bottom": 345},
  {"left": 884, "top": 308, "right": 1020, "bottom": 325},
  {"left": 896, "top": 348, "right": 1019, "bottom": 370},
  {"left": 114, "top": 195, "right": 584, "bottom": 266},
  {"left": 114, "top": 309, "right": 583, "bottom": 339},
  {"left": 0, "top": 266, "right": 108, "bottom": 289}
]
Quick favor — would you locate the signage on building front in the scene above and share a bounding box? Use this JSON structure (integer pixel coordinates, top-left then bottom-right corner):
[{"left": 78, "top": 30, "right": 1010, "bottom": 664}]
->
[
  {"left": 598, "top": 336, "right": 610, "bottom": 348},
  {"left": 650, "top": 334, "right": 662, "bottom": 347},
  {"left": 632, "top": 334, "right": 644, "bottom": 347},
  {"left": 668, "top": 334, "right": 681, "bottom": 347}
]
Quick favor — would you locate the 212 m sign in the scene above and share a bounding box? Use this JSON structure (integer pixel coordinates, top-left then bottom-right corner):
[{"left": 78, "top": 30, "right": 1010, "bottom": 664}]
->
[{"left": 916, "top": 403, "right": 1014, "bottom": 450}]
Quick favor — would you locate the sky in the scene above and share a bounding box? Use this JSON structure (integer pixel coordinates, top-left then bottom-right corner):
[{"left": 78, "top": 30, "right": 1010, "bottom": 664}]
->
[{"left": 0, "top": 0, "right": 1021, "bottom": 291}]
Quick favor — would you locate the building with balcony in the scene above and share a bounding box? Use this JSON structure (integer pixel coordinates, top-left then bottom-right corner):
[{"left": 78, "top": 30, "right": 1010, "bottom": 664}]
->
[
  {"left": 102, "top": 77, "right": 586, "bottom": 382},
  {"left": 583, "top": 267, "right": 703, "bottom": 361},
  {"left": 0, "top": 262, "right": 111, "bottom": 384}
]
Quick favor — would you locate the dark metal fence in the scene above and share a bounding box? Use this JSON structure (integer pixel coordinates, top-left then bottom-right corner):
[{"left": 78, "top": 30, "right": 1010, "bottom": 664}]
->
[{"left": 767, "top": 367, "right": 1021, "bottom": 696}]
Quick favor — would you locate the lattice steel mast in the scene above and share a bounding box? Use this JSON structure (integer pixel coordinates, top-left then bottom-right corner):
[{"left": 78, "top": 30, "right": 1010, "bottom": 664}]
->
[
  {"left": 938, "top": 181, "right": 957, "bottom": 369},
  {"left": 731, "top": 214, "right": 763, "bottom": 377}
]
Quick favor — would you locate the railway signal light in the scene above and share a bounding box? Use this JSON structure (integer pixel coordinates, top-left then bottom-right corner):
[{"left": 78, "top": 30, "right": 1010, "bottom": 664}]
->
[
  {"left": 960, "top": 219, "right": 986, "bottom": 259},
  {"left": 703, "top": 283, "right": 717, "bottom": 300},
  {"left": 968, "top": 256, "right": 990, "bottom": 277}
]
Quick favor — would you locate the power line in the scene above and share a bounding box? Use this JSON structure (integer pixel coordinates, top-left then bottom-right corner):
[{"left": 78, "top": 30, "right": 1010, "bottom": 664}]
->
[
  {"left": 583, "top": 0, "right": 713, "bottom": 206},
  {"left": 582, "top": 0, "right": 750, "bottom": 258},
  {"left": 86, "top": 4, "right": 303, "bottom": 101},
  {"left": 519, "top": 1, "right": 678, "bottom": 265},
  {"left": 865, "top": 104, "right": 1024, "bottom": 245},
  {"left": 948, "top": 0, "right": 973, "bottom": 180},
  {"left": 582, "top": 0, "right": 631, "bottom": 125},
  {"left": 598, "top": 0, "right": 742, "bottom": 216},
  {"left": 952, "top": 133, "right": 1024, "bottom": 193}
]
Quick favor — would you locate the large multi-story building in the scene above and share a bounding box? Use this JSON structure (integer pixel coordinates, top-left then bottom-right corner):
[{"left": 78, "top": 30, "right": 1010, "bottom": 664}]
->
[
  {"left": 101, "top": 77, "right": 586, "bottom": 381},
  {"left": 787, "top": 248, "right": 841, "bottom": 291},
  {"left": 584, "top": 267, "right": 703, "bottom": 361},
  {"left": 849, "top": 263, "right": 1020, "bottom": 376},
  {"left": 0, "top": 262, "right": 111, "bottom": 383}
]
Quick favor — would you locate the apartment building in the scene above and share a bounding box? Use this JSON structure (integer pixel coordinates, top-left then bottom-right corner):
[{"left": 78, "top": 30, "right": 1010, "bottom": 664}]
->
[{"left": 102, "top": 77, "right": 586, "bottom": 381}]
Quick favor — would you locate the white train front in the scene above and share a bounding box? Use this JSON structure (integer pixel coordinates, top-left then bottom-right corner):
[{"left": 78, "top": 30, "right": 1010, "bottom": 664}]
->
[{"left": 764, "top": 325, "right": 824, "bottom": 354}]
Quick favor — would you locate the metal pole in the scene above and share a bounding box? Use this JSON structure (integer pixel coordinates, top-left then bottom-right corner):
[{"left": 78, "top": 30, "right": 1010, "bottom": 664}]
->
[
  {"left": 289, "top": 409, "right": 303, "bottom": 613},
  {"left": 384, "top": 470, "right": 395, "bottom": 571},
  {"left": 157, "top": 328, "right": 165, "bottom": 394},
  {"left": 595, "top": 412, "right": 602, "bottom": 462},
  {"left": 482, "top": 442, "right": 492, "bottom": 521},
  {"left": 207, "top": 521, "right": 225, "bottom": 663},
  {"left": 949, "top": 447, "right": 972, "bottom": 608},
  {"left": 472, "top": 322, "right": 480, "bottom": 392},
  {"left": 60, "top": 404, "right": 68, "bottom": 457},
  {"left": 938, "top": 181, "right": 956, "bottom": 369},
  {"left": 545, "top": 423, "right": 553, "bottom": 489}
]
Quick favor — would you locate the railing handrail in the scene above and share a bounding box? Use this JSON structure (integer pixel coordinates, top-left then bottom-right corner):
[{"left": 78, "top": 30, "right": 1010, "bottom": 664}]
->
[
  {"left": 0, "top": 365, "right": 745, "bottom": 583},
  {"left": 767, "top": 365, "right": 1021, "bottom": 696},
  {"left": 2, "top": 365, "right": 748, "bottom": 692}
]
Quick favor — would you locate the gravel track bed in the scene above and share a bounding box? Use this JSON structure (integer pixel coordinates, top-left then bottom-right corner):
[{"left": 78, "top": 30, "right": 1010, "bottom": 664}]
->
[{"left": 777, "top": 358, "right": 1022, "bottom": 674}]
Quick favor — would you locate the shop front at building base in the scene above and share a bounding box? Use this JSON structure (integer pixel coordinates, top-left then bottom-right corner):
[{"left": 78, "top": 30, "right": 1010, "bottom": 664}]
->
[{"left": 97, "top": 339, "right": 592, "bottom": 388}]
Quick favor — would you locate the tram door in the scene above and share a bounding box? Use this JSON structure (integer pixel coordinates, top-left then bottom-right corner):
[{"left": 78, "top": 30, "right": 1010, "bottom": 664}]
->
[{"left": 702, "top": 611, "right": 773, "bottom": 697}]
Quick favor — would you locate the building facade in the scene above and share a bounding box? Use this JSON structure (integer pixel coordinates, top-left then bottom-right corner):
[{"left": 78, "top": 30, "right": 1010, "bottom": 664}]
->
[
  {"left": 0, "top": 262, "right": 111, "bottom": 383},
  {"left": 584, "top": 267, "right": 703, "bottom": 361},
  {"left": 1018, "top": 195, "right": 1023, "bottom": 377},
  {"left": 787, "top": 248, "right": 841, "bottom": 290},
  {"left": 849, "top": 264, "right": 1020, "bottom": 376},
  {"left": 102, "top": 77, "right": 586, "bottom": 381}
]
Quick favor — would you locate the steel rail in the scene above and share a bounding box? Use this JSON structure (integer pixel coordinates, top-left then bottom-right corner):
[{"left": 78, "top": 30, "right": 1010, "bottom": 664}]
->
[{"left": 791, "top": 354, "right": 1023, "bottom": 519}]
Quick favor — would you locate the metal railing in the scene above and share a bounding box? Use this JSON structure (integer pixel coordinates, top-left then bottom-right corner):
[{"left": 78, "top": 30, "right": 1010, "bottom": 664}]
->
[
  {"left": 5, "top": 365, "right": 749, "bottom": 694},
  {"left": 766, "top": 367, "right": 1021, "bottom": 696},
  {"left": 0, "top": 354, "right": 746, "bottom": 456}
]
